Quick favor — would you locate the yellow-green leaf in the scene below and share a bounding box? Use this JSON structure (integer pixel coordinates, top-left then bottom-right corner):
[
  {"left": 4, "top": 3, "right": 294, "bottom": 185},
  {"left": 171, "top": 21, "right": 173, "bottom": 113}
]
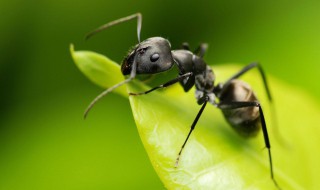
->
[
  {"left": 71, "top": 45, "right": 320, "bottom": 190},
  {"left": 70, "top": 44, "right": 127, "bottom": 97}
]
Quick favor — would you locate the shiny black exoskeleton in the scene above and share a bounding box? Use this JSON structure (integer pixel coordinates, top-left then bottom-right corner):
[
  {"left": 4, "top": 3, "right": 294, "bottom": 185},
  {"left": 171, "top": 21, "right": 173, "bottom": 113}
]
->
[{"left": 84, "top": 13, "right": 281, "bottom": 189}]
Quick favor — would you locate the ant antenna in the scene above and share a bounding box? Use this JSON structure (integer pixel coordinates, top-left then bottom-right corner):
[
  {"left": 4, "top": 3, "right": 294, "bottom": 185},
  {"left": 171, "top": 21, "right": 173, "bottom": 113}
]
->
[
  {"left": 84, "top": 59, "right": 137, "bottom": 119},
  {"left": 83, "top": 13, "right": 142, "bottom": 119},
  {"left": 85, "top": 13, "right": 142, "bottom": 42}
]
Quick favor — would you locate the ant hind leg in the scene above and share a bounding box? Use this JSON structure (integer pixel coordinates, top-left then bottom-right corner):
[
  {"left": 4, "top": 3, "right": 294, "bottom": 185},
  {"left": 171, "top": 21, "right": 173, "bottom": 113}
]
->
[{"left": 218, "top": 101, "right": 281, "bottom": 190}]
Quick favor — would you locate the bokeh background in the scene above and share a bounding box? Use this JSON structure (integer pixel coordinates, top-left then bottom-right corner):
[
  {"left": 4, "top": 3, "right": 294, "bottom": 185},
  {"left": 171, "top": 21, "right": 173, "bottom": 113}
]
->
[{"left": 1, "top": 0, "right": 320, "bottom": 189}]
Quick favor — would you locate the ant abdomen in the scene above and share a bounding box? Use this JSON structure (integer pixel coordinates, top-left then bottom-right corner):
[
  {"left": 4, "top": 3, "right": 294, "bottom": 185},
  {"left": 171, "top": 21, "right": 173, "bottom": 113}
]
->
[{"left": 219, "top": 80, "right": 261, "bottom": 137}]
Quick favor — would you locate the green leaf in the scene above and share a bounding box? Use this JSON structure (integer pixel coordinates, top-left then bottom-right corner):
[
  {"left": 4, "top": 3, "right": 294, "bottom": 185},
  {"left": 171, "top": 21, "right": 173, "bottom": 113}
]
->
[
  {"left": 70, "top": 45, "right": 320, "bottom": 190},
  {"left": 70, "top": 44, "right": 127, "bottom": 97}
]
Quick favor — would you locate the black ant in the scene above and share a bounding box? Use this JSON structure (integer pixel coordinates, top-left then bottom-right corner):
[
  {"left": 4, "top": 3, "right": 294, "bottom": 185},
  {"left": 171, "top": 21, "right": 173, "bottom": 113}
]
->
[{"left": 84, "top": 13, "right": 281, "bottom": 189}]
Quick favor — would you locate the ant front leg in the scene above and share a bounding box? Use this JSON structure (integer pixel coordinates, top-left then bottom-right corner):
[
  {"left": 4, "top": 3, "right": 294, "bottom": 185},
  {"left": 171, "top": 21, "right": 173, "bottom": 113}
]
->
[
  {"left": 218, "top": 101, "right": 281, "bottom": 190},
  {"left": 129, "top": 72, "right": 193, "bottom": 96}
]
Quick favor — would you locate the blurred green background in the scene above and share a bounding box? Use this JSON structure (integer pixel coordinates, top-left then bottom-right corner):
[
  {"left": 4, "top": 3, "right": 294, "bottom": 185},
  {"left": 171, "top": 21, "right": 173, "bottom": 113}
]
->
[{"left": 1, "top": 0, "right": 320, "bottom": 189}]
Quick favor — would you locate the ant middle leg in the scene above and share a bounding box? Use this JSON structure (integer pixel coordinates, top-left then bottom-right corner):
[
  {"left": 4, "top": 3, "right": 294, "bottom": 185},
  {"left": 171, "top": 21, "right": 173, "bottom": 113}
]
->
[{"left": 175, "top": 96, "right": 208, "bottom": 167}]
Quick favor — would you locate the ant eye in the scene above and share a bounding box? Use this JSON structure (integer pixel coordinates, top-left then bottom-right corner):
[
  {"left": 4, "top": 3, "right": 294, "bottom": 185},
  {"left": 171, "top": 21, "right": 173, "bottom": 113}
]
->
[{"left": 150, "top": 53, "right": 160, "bottom": 62}]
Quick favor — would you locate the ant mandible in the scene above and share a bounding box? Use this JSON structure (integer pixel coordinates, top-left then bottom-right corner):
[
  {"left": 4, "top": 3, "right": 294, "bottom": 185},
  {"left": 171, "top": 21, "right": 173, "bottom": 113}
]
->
[{"left": 84, "top": 13, "right": 281, "bottom": 189}]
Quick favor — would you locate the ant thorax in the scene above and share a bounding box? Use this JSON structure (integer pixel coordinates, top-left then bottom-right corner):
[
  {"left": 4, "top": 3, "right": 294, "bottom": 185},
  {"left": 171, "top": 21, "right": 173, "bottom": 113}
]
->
[
  {"left": 194, "top": 66, "right": 216, "bottom": 105},
  {"left": 195, "top": 90, "right": 216, "bottom": 105}
]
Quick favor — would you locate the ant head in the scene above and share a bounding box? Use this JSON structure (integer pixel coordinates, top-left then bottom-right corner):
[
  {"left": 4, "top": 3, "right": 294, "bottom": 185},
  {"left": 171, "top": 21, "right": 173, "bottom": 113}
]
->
[{"left": 121, "top": 37, "right": 174, "bottom": 75}]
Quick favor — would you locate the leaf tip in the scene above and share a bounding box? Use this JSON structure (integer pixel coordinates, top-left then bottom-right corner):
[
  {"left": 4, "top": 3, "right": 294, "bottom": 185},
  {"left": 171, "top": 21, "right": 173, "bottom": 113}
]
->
[
  {"left": 69, "top": 43, "right": 80, "bottom": 68},
  {"left": 70, "top": 43, "right": 75, "bottom": 55}
]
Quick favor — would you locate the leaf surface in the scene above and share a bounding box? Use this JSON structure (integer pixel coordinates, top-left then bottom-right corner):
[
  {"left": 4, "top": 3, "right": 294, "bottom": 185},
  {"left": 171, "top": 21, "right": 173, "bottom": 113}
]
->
[{"left": 71, "top": 45, "right": 320, "bottom": 190}]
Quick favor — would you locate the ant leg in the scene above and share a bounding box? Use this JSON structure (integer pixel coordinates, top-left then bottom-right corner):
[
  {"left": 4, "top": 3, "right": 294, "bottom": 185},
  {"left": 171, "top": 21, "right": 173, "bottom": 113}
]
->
[
  {"left": 194, "top": 43, "right": 208, "bottom": 58},
  {"left": 84, "top": 59, "right": 138, "bottom": 118},
  {"left": 175, "top": 97, "right": 208, "bottom": 167},
  {"left": 218, "top": 101, "right": 281, "bottom": 190},
  {"left": 219, "top": 63, "right": 286, "bottom": 146},
  {"left": 86, "top": 13, "right": 142, "bottom": 42},
  {"left": 129, "top": 72, "right": 193, "bottom": 96},
  {"left": 181, "top": 42, "right": 208, "bottom": 57},
  {"left": 181, "top": 42, "right": 190, "bottom": 50},
  {"left": 220, "top": 62, "right": 272, "bottom": 101}
]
